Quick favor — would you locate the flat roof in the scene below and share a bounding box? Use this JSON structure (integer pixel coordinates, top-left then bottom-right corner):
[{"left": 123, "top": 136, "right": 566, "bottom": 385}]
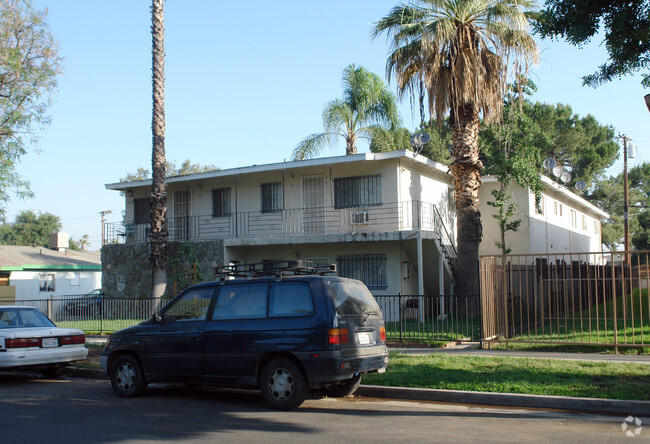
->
[
  {"left": 0, "top": 246, "right": 101, "bottom": 271},
  {"left": 105, "top": 150, "right": 451, "bottom": 191}
]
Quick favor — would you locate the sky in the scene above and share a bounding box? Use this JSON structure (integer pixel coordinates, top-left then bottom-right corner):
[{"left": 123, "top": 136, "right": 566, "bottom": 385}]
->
[{"left": 5, "top": 0, "right": 650, "bottom": 251}]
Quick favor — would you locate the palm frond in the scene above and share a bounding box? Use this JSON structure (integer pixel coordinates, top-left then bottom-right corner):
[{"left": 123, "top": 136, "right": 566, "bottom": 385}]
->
[{"left": 292, "top": 133, "right": 335, "bottom": 161}]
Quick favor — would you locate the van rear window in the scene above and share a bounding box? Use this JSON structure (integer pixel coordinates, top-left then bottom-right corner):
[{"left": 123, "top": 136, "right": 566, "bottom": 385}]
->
[{"left": 327, "top": 280, "right": 380, "bottom": 316}]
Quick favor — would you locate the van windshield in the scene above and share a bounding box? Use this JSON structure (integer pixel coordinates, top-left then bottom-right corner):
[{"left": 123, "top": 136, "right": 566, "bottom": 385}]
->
[{"left": 327, "top": 280, "right": 380, "bottom": 317}]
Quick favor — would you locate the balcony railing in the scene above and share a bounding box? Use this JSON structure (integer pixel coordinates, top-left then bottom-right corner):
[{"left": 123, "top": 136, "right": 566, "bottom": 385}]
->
[{"left": 104, "top": 201, "right": 455, "bottom": 248}]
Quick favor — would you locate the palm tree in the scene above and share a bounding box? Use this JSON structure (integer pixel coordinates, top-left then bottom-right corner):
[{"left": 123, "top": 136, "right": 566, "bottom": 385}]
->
[
  {"left": 150, "top": 0, "right": 168, "bottom": 299},
  {"left": 292, "top": 64, "right": 400, "bottom": 160},
  {"left": 373, "top": 0, "right": 538, "bottom": 297}
]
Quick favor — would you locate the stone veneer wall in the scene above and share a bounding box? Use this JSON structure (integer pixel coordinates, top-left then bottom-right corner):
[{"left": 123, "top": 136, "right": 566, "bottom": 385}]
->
[{"left": 101, "top": 240, "right": 224, "bottom": 299}]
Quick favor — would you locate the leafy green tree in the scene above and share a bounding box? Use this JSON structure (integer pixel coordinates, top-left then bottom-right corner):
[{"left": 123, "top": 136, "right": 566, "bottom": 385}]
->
[
  {"left": 481, "top": 90, "right": 546, "bottom": 255},
  {"left": 0, "top": 0, "right": 62, "bottom": 218},
  {"left": 525, "top": 102, "right": 619, "bottom": 188},
  {"left": 535, "top": 0, "right": 650, "bottom": 87},
  {"left": 292, "top": 64, "right": 400, "bottom": 160},
  {"left": 0, "top": 210, "right": 61, "bottom": 246},
  {"left": 373, "top": 0, "right": 538, "bottom": 297}
]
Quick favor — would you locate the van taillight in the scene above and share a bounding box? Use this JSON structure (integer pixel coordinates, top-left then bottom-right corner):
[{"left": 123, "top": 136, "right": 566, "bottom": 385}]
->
[
  {"left": 328, "top": 328, "right": 349, "bottom": 345},
  {"left": 380, "top": 326, "right": 386, "bottom": 341}
]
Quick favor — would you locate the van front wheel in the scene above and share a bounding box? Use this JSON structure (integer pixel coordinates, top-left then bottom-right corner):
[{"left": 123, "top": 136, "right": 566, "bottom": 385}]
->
[{"left": 259, "top": 358, "right": 308, "bottom": 410}]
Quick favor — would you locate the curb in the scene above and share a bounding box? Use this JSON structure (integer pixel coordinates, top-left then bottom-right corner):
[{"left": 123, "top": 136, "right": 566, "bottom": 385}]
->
[
  {"left": 66, "top": 366, "right": 107, "bottom": 379},
  {"left": 356, "top": 385, "right": 650, "bottom": 417}
]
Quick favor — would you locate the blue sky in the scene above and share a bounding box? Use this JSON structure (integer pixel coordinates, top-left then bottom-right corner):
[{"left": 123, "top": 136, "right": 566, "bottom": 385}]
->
[{"left": 6, "top": 0, "right": 649, "bottom": 250}]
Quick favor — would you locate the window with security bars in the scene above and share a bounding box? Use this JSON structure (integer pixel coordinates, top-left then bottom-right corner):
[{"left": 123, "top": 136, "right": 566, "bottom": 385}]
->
[
  {"left": 212, "top": 188, "right": 231, "bottom": 217},
  {"left": 261, "top": 182, "right": 282, "bottom": 213},
  {"left": 134, "top": 198, "right": 151, "bottom": 224},
  {"left": 337, "top": 254, "right": 387, "bottom": 290},
  {"left": 333, "top": 175, "right": 382, "bottom": 209}
]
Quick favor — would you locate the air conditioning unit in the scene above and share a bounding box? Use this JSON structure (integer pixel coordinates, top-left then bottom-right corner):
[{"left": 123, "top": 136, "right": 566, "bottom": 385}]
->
[{"left": 351, "top": 211, "right": 369, "bottom": 224}]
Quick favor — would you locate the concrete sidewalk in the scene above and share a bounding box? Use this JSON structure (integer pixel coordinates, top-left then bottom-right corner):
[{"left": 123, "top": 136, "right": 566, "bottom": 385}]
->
[{"left": 77, "top": 338, "right": 650, "bottom": 416}]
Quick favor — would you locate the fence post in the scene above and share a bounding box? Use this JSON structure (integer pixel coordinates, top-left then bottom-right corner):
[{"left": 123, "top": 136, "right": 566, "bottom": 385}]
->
[{"left": 611, "top": 252, "right": 618, "bottom": 354}]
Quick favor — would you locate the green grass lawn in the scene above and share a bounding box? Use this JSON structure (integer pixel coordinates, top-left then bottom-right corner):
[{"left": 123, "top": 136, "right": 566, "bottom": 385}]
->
[
  {"left": 57, "top": 318, "right": 148, "bottom": 335},
  {"left": 362, "top": 352, "right": 650, "bottom": 401}
]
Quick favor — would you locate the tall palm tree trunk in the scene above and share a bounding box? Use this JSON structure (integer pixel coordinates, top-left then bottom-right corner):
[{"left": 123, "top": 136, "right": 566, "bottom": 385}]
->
[
  {"left": 150, "top": 0, "right": 167, "bottom": 300},
  {"left": 449, "top": 105, "right": 483, "bottom": 297}
]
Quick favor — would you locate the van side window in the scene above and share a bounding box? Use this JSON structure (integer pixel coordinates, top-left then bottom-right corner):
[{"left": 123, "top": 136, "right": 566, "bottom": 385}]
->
[
  {"left": 269, "top": 282, "right": 313, "bottom": 317},
  {"left": 164, "top": 287, "right": 215, "bottom": 321},
  {"left": 212, "top": 283, "right": 268, "bottom": 319}
]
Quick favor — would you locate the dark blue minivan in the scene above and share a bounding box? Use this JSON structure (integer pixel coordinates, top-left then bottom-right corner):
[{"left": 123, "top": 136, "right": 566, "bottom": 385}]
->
[{"left": 100, "top": 265, "right": 388, "bottom": 410}]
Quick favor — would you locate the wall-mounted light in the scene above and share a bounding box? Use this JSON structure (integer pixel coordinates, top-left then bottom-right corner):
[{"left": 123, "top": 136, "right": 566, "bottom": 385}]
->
[
  {"left": 127, "top": 189, "right": 133, "bottom": 197},
  {"left": 402, "top": 261, "right": 410, "bottom": 279}
]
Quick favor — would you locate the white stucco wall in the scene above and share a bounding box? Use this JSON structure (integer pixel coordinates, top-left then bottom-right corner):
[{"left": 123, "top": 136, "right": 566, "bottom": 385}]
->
[{"left": 11, "top": 270, "right": 102, "bottom": 301}]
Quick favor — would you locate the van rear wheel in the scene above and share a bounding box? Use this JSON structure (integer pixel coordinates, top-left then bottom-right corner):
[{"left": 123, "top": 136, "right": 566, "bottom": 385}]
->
[{"left": 259, "top": 358, "right": 308, "bottom": 410}]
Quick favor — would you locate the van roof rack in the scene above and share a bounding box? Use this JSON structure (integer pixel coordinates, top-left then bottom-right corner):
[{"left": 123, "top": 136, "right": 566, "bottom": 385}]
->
[{"left": 215, "top": 260, "right": 336, "bottom": 281}]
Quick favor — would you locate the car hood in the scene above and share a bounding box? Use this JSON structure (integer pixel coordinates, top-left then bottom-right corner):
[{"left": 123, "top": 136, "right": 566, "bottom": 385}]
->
[{"left": 0, "top": 327, "right": 85, "bottom": 339}]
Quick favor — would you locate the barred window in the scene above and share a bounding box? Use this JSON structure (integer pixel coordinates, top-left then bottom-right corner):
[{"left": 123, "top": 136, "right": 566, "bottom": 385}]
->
[
  {"left": 134, "top": 198, "right": 151, "bottom": 224},
  {"left": 261, "top": 182, "right": 282, "bottom": 213},
  {"left": 333, "top": 175, "right": 382, "bottom": 209},
  {"left": 212, "top": 188, "right": 231, "bottom": 217},
  {"left": 337, "top": 254, "right": 387, "bottom": 290}
]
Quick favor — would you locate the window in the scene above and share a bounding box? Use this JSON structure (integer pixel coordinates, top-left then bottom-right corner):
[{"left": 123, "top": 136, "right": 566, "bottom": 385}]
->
[
  {"left": 269, "top": 282, "right": 313, "bottom": 317},
  {"left": 261, "top": 182, "right": 282, "bottom": 213},
  {"left": 559, "top": 203, "right": 563, "bottom": 217},
  {"left": 338, "top": 254, "right": 387, "bottom": 290},
  {"left": 582, "top": 214, "right": 587, "bottom": 230},
  {"left": 164, "top": 287, "right": 214, "bottom": 321},
  {"left": 594, "top": 220, "right": 599, "bottom": 234},
  {"left": 212, "top": 283, "right": 268, "bottom": 319},
  {"left": 212, "top": 188, "right": 231, "bottom": 217},
  {"left": 39, "top": 274, "right": 55, "bottom": 292},
  {"left": 333, "top": 175, "right": 382, "bottom": 209},
  {"left": 570, "top": 210, "right": 577, "bottom": 228},
  {"left": 534, "top": 196, "right": 544, "bottom": 215},
  {"left": 553, "top": 201, "right": 558, "bottom": 215},
  {"left": 134, "top": 198, "right": 151, "bottom": 224}
]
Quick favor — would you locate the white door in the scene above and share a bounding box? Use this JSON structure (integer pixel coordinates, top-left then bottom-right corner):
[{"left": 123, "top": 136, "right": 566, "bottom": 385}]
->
[
  {"left": 174, "top": 190, "right": 190, "bottom": 240},
  {"left": 301, "top": 176, "right": 325, "bottom": 234}
]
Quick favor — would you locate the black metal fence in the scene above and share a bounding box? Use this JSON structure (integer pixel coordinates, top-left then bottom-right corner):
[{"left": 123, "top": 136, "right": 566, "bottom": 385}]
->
[
  {"left": 0, "top": 294, "right": 170, "bottom": 334},
  {"left": 374, "top": 294, "right": 481, "bottom": 343}
]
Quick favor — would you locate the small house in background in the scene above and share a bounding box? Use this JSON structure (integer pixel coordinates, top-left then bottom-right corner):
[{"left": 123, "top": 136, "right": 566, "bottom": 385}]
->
[{"left": 0, "top": 233, "right": 101, "bottom": 301}]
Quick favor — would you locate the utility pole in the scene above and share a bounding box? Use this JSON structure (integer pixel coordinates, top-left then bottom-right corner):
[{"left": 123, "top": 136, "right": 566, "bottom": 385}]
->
[
  {"left": 618, "top": 134, "right": 631, "bottom": 260},
  {"left": 100, "top": 209, "right": 112, "bottom": 246}
]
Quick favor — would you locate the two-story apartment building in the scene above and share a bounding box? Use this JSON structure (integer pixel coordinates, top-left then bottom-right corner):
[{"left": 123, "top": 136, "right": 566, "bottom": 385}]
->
[{"left": 104, "top": 150, "right": 607, "bottom": 298}]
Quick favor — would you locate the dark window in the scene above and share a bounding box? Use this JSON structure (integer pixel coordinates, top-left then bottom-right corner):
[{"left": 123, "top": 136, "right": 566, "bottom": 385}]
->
[
  {"left": 337, "top": 254, "right": 387, "bottom": 290},
  {"left": 134, "top": 198, "right": 151, "bottom": 224},
  {"left": 261, "top": 182, "right": 282, "bottom": 213},
  {"left": 333, "top": 175, "right": 382, "bottom": 209},
  {"left": 269, "top": 282, "right": 314, "bottom": 317},
  {"left": 212, "top": 188, "right": 231, "bottom": 217},
  {"left": 212, "top": 283, "right": 268, "bottom": 319},
  {"left": 163, "top": 287, "right": 214, "bottom": 321}
]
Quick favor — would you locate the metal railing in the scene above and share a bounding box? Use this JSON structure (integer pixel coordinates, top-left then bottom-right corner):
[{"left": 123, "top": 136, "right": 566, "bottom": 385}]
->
[
  {"left": 0, "top": 294, "right": 170, "bottom": 334},
  {"left": 105, "top": 200, "right": 454, "bottom": 244},
  {"left": 480, "top": 250, "right": 650, "bottom": 351},
  {"left": 374, "top": 294, "right": 481, "bottom": 343}
]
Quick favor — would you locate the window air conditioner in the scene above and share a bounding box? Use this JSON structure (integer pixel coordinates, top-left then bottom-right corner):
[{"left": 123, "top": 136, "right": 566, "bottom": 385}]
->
[{"left": 351, "top": 211, "right": 369, "bottom": 224}]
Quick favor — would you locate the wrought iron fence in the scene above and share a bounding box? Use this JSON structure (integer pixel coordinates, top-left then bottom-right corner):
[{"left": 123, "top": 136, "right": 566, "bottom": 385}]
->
[
  {"left": 374, "top": 294, "right": 481, "bottom": 343},
  {"left": 0, "top": 294, "right": 171, "bottom": 334},
  {"left": 480, "top": 250, "right": 650, "bottom": 351}
]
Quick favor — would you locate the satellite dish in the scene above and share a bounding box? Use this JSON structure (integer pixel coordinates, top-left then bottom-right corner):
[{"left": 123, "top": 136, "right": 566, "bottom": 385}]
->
[
  {"left": 543, "top": 158, "right": 556, "bottom": 171},
  {"left": 560, "top": 172, "right": 572, "bottom": 184},
  {"left": 575, "top": 180, "right": 586, "bottom": 191},
  {"left": 409, "top": 132, "right": 431, "bottom": 154},
  {"left": 552, "top": 166, "right": 564, "bottom": 178}
]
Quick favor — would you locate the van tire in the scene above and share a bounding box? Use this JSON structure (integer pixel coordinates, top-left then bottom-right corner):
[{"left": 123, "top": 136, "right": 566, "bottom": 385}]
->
[
  {"left": 110, "top": 355, "right": 147, "bottom": 397},
  {"left": 259, "top": 358, "right": 308, "bottom": 410}
]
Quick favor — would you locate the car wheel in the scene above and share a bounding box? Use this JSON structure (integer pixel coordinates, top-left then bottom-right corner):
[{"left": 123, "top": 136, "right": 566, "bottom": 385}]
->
[
  {"left": 259, "top": 358, "right": 308, "bottom": 410},
  {"left": 110, "top": 355, "right": 147, "bottom": 397},
  {"left": 41, "top": 364, "right": 65, "bottom": 379},
  {"left": 322, "top": 373, "right": 362, "bottom": 397}
]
